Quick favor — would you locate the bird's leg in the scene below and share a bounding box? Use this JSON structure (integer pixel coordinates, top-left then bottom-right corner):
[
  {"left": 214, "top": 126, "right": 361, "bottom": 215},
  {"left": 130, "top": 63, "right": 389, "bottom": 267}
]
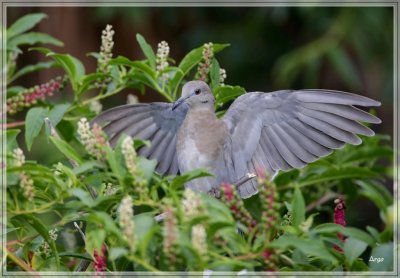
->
[{"left": 208, "top": 188, "right": 221, "bottom": 199}]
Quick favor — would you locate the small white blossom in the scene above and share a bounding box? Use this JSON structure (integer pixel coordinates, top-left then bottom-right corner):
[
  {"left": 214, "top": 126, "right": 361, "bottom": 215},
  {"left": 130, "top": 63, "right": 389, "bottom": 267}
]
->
[
  {"left": 196, "top": 42, "right": 214, "bottom": 81},
  {"left": 89, "top": 100, "right": 103, "bottom": 114},
  {"left": 219, "top": 68, "right": 227, "bottom": 85},
  {"left": 163, "top": 205, "right": 178, "bottom": 263},
  {"left": 20, "top": 173, "right": 34, "bottom": 201},
  {"left": 98, "top": 24, "right": 115, "bottom": 73},
  {"left": 49, "top": 228, "right": 58, "bottom": 241},
  {"left": 127, "top": 94, "right": 139, "bottom": 104},
  {"left": 182, "top": 188, "right": 203, "bottom": 221},
  {"left": 12, "top": 148, "right": 25, "bottom": 167},
  {"left": 118, "top": 195, "right": 135, "bottom": 251},
  {"left": 121, "top": 136, "right": 138, "bottom": 176},
  {"left": 191, "top": 224, "right": 207, "bottom": 257},
  {"left": 77, "top": 118, "right": 107, "bottom": 160},
  {"left": 41, "top": 241, "right": 51, "bottom": 257},
  {"left": 103, "top": 182, "right": 117, "bottom": 196},
  {"left": 156, "top": 41, "right": 170, "bottom": 82}
]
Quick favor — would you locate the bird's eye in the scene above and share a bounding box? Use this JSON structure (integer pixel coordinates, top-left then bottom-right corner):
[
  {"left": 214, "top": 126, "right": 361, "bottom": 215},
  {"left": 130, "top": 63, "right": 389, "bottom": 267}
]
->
[{"left": 194, "top": 89, "right": 201, "bottom": 95}]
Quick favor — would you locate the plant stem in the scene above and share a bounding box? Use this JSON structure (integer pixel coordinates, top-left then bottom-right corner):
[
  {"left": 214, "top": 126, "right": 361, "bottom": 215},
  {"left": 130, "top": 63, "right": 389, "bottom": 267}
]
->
[{"left": 5, "top": 248, "right": 41, "bottom": 276}]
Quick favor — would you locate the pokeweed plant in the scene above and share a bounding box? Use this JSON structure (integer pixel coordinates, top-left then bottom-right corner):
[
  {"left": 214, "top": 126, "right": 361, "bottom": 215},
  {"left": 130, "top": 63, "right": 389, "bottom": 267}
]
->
[{"left": 5, "top": 13, "right": 394, "bottom": 273}]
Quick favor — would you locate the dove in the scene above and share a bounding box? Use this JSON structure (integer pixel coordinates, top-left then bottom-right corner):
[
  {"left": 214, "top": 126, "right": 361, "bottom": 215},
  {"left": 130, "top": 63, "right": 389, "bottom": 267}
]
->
[{"left": 92, "top": 80, "right": 381, "bottom": 198}]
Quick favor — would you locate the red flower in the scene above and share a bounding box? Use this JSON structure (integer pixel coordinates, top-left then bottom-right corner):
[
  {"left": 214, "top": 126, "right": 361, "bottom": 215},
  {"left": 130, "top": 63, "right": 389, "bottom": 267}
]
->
[
  {"left": 333, "top": 197, "right": 346, "bottom": 252},
  {"left": 93, "top": 244, "right": 107, "bottom": 272}
]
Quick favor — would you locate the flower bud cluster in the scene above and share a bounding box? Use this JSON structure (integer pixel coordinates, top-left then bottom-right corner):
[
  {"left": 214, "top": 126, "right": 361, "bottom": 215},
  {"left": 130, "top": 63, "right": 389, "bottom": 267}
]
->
[
  {"left": 162, "top": 203, "right": 180, "bottom": 269},
  {"left": 182, "top": 188, "right": 204, "bottom": 221},
  {"left": 103, "top": 182, "right": 117, "bottom": 196},
  {"left": 12, "top": 148, "right": 34, "bottom": 201},
  {"left": 261, "top": 249, "right": 278, "bottom": 271},
  {"left": 220, "top": 183, "right": 256, "bottom": 232},
  {"left": 93, "top": 244, "right": 107, "bottom": 272},
  {"left": 98, "top": 24, "right": 114, "bottom": 73},
  {"left": 191, "top": 224, "right": 207, "bottom": 258},
  {"left": 259, "top": 178, "right": 280, "bottom": 232},
  {"left": 127, "top": 94, "right": 139, "bottom": 104},
  {"left": 118, "top": 195, "right": 136, "bottom": 251},
  {"left": 7, "top": 76, "right": 66, "bottom": 115},
  {"left": 156, "top": 41, "right": 170, "bottom": 82},
  {"left": 20, "top": 173, "right": 34, "bottom": 201},
  {"left": 96, "top": 24, "right": 115, "bottom": 88},
  {"left": 333, "top": 197, "right": 346, "bottom": 252},
  {"left": 219, "top": 68, "right": 227, "bottom": 85},
  {"left": 77, "top": 118, "right": 109, "bottom": 160},
  {"left": 121, "top": 137, "right": 148, "bottom": 197},
  {"left": 49, "top": 228, "right": 58, "bottom": 241},
  {"left": 89, "top": 100, "right": 103, "bottom": 115},
  {"left": 196, "top": 42, "right": 214, "bottom": 82},
  {"left": 12, "top": 148, "right": 25, "bottom": 167}
]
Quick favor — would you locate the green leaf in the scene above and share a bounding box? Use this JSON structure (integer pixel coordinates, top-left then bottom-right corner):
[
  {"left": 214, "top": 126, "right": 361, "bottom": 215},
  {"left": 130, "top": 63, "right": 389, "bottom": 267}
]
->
[
  {"left": 344, "top": 237, "right": 368, "bottom": 265},
  {"left": 59, "top": 252, "right": 92, "bottom": 261},
  {"left": 210, "top": 58, "right": 221, "bottom": 89},
  {"left": 7, "top": 32, "right": 63, "bottom": 50},
  {"left": 6, "top": 129, "right": 21, "bottom": 152},
  {"left": 171, "top": 43, "right": 229, "bottom": 96},
  {"left": 47, "top": 53, "right": 85, "bottom": 91},
  {"left": 214, "top": 85, "right": 246, "bottom": 105},
  {"left": 291, "top": 186, "right": 305, "bottom": 226},
  {"left": 47, "top": 103, "right": 70, "bottom": 130},
  {"left": 137, "top": 157, "right": 157, "bottom": 181},
  {"left": 25, "top": 107, "right": 48, "bottom": 151},
  {"left": 69, "top": 188, "right": 95, "bottom": 208},
  {"left": 18, "top": 215, "right": 60, "bottom": 269},
  {"left": 342, "top": 227, "right": 376, "bottom": 246},
  {"left": 178, "top": 43, "right": 229, "bottom": 75},
  {"left": 110, "top": 56, "right": 156, "bottom": 78},
  {"left": 7, "top": 13, "right": 47, "bottom": 39},
  {"left": 269, "top": 234, "right": 337, "bottom": 264},
  {"left": 357, "top": 180, "right": 393, "bottom": 211},
  {"left": 136, "top": 34, "right": 156, "bottom": 69},
  {"left": 85, "top": 229, "right": 106, "bottom": 256},
  {"left": 369, "top": 242, "right": 393, "bottom": 271},
  {"left": 109, "top": 247, "right": 128, "bottom": 261},
  {"left": 298, "top": 166, "right": 379, "bottom": 187},
  {"left": 313, "top": 223, "right": 375, "bottom": 246},
  {"left": 9, "top": 61, "right": 55, "bottom": 84},
  {"left": 170, "top": 169, "right": 213, "bottom": 190},
  {"left": 49, "top": 136, "right": 84, "bottom": 165}
]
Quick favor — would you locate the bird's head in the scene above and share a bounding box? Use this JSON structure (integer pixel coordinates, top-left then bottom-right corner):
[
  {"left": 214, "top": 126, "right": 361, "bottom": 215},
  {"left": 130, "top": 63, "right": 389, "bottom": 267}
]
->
[{"left": 172, "top": 80, "right": 215, "bottom": 110}]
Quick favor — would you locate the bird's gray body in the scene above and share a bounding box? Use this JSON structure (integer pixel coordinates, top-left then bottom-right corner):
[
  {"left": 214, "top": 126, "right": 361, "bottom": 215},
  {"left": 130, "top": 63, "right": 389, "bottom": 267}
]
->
[{"left": 93, "top": 80, "right": 381, "bottom": 198}]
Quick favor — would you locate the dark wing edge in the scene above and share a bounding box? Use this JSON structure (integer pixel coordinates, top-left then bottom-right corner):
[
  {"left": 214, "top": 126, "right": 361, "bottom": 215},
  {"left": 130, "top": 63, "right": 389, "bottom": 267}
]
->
[
  {"left": 91, "top": 102, "right": 188, "bottom": 176},
  {"left": 223, "top": 89, "right": 381, "bottom": 198}
]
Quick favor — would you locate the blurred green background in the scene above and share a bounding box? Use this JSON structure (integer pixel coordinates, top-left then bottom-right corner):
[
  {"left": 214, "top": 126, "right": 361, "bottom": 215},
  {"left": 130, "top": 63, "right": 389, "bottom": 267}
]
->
[{"left": 7, "top": 6, "right": 394, "bottom": 230}]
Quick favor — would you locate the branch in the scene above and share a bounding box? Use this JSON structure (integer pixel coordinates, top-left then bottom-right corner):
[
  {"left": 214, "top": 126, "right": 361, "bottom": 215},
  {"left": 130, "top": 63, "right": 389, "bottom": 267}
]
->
[
  {"left": 4, "top": 121, "right": 25, "bottom": 128},
  {"left": 306, "top": 191, "right": 339, "bottom": 212}
]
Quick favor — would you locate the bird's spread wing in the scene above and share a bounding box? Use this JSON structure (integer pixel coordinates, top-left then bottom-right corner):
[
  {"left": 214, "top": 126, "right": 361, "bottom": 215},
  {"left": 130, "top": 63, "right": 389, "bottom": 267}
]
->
[
  {"left": 222, "top": 90, "right": 381, "bottom": 198},
  {"left": 92, "top": 102, "right": 189, "bottom": 175}
]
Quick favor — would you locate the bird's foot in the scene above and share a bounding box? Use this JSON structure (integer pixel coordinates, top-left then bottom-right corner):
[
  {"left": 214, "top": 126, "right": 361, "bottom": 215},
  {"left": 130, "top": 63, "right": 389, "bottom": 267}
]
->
[{"left": 208, "top": 188, "right": 221, "bottom": 199}]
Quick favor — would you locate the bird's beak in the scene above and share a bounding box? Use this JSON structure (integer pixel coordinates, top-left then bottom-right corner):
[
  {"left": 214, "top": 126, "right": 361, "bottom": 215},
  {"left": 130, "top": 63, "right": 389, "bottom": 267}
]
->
[{"left": 172, "top": 96, "right": 188, "bottom": 111}]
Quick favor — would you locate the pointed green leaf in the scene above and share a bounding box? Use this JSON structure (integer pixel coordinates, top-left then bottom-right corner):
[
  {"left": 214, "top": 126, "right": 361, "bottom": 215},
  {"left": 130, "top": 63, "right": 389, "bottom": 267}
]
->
[
  {"left": 344, "top": 237, "right": 368, "bottom": 265},
  {"left": 136, "top": 34, "right": 156, "bottom": 69},
  {"left": 49, "top": 136, "right": 84, "bottom": 165},
  {"left": 7, "top": 32, "right": 63, "bottom": 50},
  {"left": 7, "top": 13, "right": 47, "bottom": 39},
  {"left": 291, "top": 185, "right": 305, "bottom": 226},
  {"left": 25, "top": 107, "right": 48, "bottom": 150}
]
